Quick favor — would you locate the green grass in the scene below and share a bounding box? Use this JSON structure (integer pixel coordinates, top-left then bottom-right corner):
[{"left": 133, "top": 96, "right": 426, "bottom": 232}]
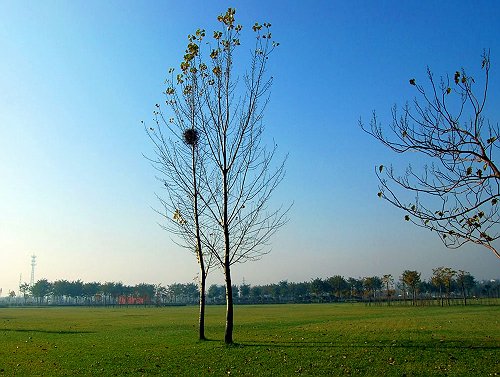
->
[{"left": 0, "top": 304, "right": 499, "bottom": 376}]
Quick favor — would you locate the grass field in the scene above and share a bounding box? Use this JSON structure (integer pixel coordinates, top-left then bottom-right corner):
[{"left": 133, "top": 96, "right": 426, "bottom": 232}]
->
[{"left": 0, "top": 304, "right": 499, "bottom": 376}]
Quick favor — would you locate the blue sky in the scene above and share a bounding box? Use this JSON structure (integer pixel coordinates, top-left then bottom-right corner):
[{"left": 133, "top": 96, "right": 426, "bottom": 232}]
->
[{"left": 1, "top": 1, "right": 499, "bottom": 294}]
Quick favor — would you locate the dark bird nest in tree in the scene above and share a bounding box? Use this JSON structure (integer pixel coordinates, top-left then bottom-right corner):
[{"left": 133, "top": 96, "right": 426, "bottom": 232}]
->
[{"left": 183, "top": 128, "right": 199, "bottom": 146}]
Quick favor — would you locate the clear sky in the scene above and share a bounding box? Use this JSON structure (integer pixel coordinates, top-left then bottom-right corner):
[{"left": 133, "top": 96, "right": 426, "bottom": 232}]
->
[{"left": 1, "top": 0, "right": 500, "bottom": 295}]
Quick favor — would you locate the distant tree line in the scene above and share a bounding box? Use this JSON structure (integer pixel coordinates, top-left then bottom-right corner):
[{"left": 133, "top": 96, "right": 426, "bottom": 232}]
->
[
  {"left": 3, "top": 267, "right": 499, "bottom": 307},
  {"left": 14, "top": 280, "right": 168, "bottom": 306},
  {"left": 207, "top": 270, "right": 499, "bottom": 307}
]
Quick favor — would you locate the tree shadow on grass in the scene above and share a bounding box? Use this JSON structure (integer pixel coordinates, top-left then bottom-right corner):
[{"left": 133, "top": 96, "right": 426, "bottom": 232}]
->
[{"left": 2, "top": 328, "right": 95, "bottom": 334}]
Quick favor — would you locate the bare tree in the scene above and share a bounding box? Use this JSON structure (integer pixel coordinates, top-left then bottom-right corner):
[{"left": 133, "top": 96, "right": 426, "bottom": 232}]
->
[
  {"left": 361, "top": 51, "right": 500, "bottom": 258},
  {"left": 152, "top": 8, "right": 289, "bottom": 344},
  {"left": 145, "top": 29, "right": 216, "bottom": 339}
]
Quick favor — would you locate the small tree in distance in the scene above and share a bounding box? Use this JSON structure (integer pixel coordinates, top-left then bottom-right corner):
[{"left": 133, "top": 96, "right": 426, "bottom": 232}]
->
[
  {"left": 382, "top": 274, "right": 394, "bottom": 305},
  {"left": 361, "top": 51, "right": 500, "bottom": 259},
  {"left": 431, "top": 266, "right": 456, "bottom": 306},
  {"left": 30, "top": 279, "right": 52, "bottom": 305},
  {"left": 456, "top": 269, "right": 475, "bottom": 306},
  {"left": 401, "top": 270, "right": 421, "bottom": 306}
]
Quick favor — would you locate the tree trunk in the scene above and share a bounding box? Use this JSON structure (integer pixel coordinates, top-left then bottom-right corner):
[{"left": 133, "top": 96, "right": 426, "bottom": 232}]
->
[
  {"left": 222, "top": 132, "right": 233, "bottom": 344},
  {"left": 386, "top": 283, "right": 390, "bottom": 306},
  {"left": 461, "top": 283, "right": 467, "bottom": 306},
  {"left": 224, "top": 262, "right": 233, "bottom": 344},
  {"left": 198, "top": 271, "right": 206, "bottom": 340}
]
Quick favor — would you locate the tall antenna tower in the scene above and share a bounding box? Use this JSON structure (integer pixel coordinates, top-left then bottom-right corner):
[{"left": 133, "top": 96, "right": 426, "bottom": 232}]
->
[{"left": 30, "top": 255, "right": 36, "bottom": 287}]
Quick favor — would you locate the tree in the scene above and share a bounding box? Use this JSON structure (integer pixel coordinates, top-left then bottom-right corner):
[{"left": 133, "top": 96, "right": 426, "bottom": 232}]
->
[
  {"left": 146, "top": 27, "right": 215, "bottom": 338},
  {"left": 348, "top": 277, "right": 363, "bottom": 300},
  {"left": 152, "top": 8, "right": 289, "bottom": 344},
  {"left": 328, "top": 275, "right": 349, "bottom": 300},
  {"left": 363, "top": 276, "right": 382, "bottom": 302},
  {"left": 441, "top": 267, "right": 456, "bottom": 306},
  {"left": 83, "top": 282, "right": 101, "bottom": 305},
  {"left": 419, "top": 280, "right": 434, "bottom": 301},
  {"left": 208, "top": 284, "right": 225, "bottom": 304},
  {"left": 30, "top": 279, "right": 52, "bottom": 305},
  {"left": 432, "top": 267, "right": 457, "bottom": 306},
  {"left": 381, "top": 274, "right": 394, "bottom": 305},
  {"left": 361, "top": 52, "right": 500, "bottom": 258},
  {"left": 102, "top": 281, "right": 123, "bottom": 306},
  {"left": 311, "top": 278, "right": 329, "bottom": 301},
  {"left": 431, "top": 268, "right": 445, "bottom": 306},
  {"left": 239, "top": 283, "right": 251, "bottom": 300},
  {"left": 68, "top": 280, "right": 84, "bottom": 303},
  {"left": 288, "top": 282, "right": 310, "bottom": 302},
  {"left": 166, "top": 283, "right": 182, "bottom": 303},
  {"left": 135, "top": 283, "right": 155, "bottom": 306},
  {"left": 8, "top": 290, "right": 16, "bottom": 303},
  {"left": 198, "top": 8, "right": 288, "bottom": 344},
  {"left": 397, "top": 276, "right": 408, "bottom": 303},
  {"left": 278, "top": 280, "right": 289, "bottom": 301},
  {"left": 249, "top": 285, "right": 263, "bottom": 302},
  {"left": 432, "top": 267, "right": 456, "bottom": 306},
  {"left": 19, "top": 282, "right": 30, "bottom": 304},
  {"left": 52, "top": 279, "right": 70, "bottom": 304},
  {"left": 154, "top": 284, "right": 168, "bottom": 306},
  {"left": 401, "top": 270, "right": 421, "bottom": 305},
  {"left": 456, "top": 270, "right": 476, "bottom": 306},
  {"left": 184, "top": 283, "right": 200, "bottom": 304}
]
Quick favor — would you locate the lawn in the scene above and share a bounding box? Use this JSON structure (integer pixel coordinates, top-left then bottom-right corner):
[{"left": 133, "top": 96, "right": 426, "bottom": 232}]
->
[{"left": 0, "top": 304, "right": 498, "bottom": 376}]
